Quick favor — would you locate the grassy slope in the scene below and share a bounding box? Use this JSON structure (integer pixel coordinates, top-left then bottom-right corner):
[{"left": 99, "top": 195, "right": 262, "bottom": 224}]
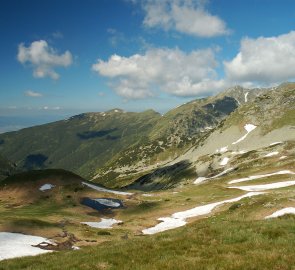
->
[
  {"left": 2, "top": 195, "right": 295, "bottom": 270},
  {"left": 0, "top": 110, "right": 161, "bottom": 178}
]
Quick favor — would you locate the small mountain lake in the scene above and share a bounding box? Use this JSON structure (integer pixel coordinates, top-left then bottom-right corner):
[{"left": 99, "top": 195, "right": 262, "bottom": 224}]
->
[{"left": 81, "top": 198, "right": 124, "bottom": 211}]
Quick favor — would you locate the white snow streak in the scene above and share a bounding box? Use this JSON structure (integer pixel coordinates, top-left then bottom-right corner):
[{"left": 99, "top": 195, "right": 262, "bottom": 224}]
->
[
  {"left": 194, "top": 167, "right": 234, "bottom": 184},
  {"left": 142, "top": 192, "right": 263, "bottom": 235},
  {"left": 228, "top": 170, "right": 295, "bottom": 184},
  {"left": 244, "top": 92, "right": 249, "bottom": 102},
  {"left": 229, "top": 181, "right": 295, "bottom": 192},
  {"left": 232, "top": 124, "right": 257, "bottom": 145},
  {"left": 82, "top": 182, "right": 133, "bottom": 196},
  {"left": 265, "top": 207, "right": 295, "bottom": 219},
  {"left": 264, "top": 151, "right": 279, "bottom": 157},
  {"left": 81, "top": 218, "right": 122, "bottom": 229},
  {"left": 220, "top": 157, "right": 229, "bottom": 166},
  {"left": 216, "top": 146, "right": 228, "bottom": 153},
  {"left": 270, "top": 142, "right": 283, "bottom": 146}
]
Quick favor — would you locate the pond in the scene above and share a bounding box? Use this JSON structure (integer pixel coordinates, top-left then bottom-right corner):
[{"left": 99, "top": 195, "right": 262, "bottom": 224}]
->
[{"left": 81, "top": 197, "right": 124, "bottom": 211}]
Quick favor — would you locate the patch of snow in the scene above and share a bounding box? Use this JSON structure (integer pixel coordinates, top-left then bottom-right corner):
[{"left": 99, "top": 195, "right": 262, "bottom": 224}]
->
[
  {"left": 216, "top": 146, "right": 228, "bottom": 153},
  {"left": 279, "top": 156, "right": 287, "bottom": 160},
  {"left": 244, "top": 124, "right": 257, "bottom": 133},
  {"left": 229, "top": 180, "right": 295, "bottom": 192},
  {"left": 265, "top": 207, "right": 295, "bottom": 219},
  {"left": 142, "top": 192, "right": 263, "bottom": 235},
  {"left": 204, "top": 126, "right": 213, "bottom": 130},
  {"left": 194, "top": 167, "right": 234, "bottom": 184},
  {"left": 270, "top": 142, "right": 283, "bottom": 146},
  {"left": 264, "top": 151, "right": 279, "bottom": 157},
  {"left": 244, "top": 92, "right": 249, "bottom": 102},
  {"left": 81, "top": 218, "right": 122, "bottom": 229},
  {"left": 39, "top": 184, "right": 55, "bottom": 192},
  {"left": 232, "top": 124, "right": 257, "bottom": 145},
  {"left": 94, "top": 199, "right": 121, "bottom": 207},
  {"left": 0, "top": 232, "right": 53, "bottom": 261},
  {"left": 82, "top": 182, "right": 133, "bottom": 196},
  {"left": 142, "top": 217, "right": 186, "bottom": 235},
  {"left": 228, "top": 170, "right": 295, "bottom": 184},
  {"left": 220, "top": 157, "right": 229, "bottom": 166}
]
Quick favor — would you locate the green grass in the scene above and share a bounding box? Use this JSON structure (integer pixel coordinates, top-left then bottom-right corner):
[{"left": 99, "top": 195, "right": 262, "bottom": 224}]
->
[{"left": 2, "top": 203, "right": 295, "bottom": 270}]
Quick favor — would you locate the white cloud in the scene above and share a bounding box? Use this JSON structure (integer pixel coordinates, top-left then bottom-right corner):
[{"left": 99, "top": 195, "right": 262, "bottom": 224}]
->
[
  {"left": 224, "top": 31, "right": 295, "bottom": 84},
  {"left": 92, "top": 47, "right": 226, "bottom": 99},
  {"left": 142, "top": 0, "right": 230, "bottom": 37},
  {"left": 17, "top": 40, "right": 73, "bottom": 80},
  {"left": 24, "top": 90, "right": 43, "bottom": 97}
]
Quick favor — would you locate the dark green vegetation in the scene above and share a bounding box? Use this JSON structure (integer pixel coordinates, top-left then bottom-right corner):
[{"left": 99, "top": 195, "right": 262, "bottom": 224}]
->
[
  {"left": 0, "top": 109, "right": 161, "bottom": 179},
  {"left": 0, "top": 155, "right": 15, "bottom": 181}
]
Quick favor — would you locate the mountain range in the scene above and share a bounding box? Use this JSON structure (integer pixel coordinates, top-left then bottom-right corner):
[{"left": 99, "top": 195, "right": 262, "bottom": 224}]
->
[{"left": 0, "top": 83, "right": 294, "bottom": 269}]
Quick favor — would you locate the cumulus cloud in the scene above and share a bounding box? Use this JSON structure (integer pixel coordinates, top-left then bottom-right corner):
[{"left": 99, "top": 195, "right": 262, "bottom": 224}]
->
[
  {"left": 141, "top": 0, "right": 230, "bottom": 37},
  {"left": 17, "top": 40, "right": 73, "bottom": 80},
  {"left": 24, "top": 90, "right": 43, "bottom": 97},
  {"left": 92, "top": 47, "right": 226, "bottom": 99},
  {"left": 224, "top": 31, "right": 295, "bottom": 84}
]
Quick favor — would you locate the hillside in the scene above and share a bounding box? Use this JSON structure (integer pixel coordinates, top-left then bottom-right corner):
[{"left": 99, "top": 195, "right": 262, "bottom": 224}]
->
[
  {"left": 0, "top": 83, "right": 294, "bottom": 268},
  {"left": 0, "top": 154, "right": 15, "bottom": 181},
  {"left": 0, "top": 85, "right": 266, "bottom": 187},
  {"left": 125, "top": 83, "right": 294, "bottom": 191},
  {"left": 0, "top": 109, "right": 161, "bottom": 178}
]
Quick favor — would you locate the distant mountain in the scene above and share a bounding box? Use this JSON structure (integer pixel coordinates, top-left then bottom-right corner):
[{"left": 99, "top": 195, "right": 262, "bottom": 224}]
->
[
  {"left": 0, "top": 109, "right": 161, "bottom": 179},
  {"left": 0, "top": 91, "right": 242, "bottom": 183},
  {"left": 127, "top": 83, "right": 294, "bottom": 190}
]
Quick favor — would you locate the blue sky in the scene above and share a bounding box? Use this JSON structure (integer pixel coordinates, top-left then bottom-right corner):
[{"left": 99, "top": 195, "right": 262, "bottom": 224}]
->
[{"left": 1, "top": 0, "right": 295, "bottom": 129}]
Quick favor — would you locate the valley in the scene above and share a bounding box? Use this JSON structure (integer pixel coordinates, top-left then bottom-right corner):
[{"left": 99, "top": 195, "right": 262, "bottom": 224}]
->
[{"left": 0, "top": 83, "right": 294, "bottom": 269}]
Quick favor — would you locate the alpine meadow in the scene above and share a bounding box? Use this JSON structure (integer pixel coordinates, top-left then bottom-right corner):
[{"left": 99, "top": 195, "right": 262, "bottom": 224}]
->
[{"left": 0, "top": 1, "right": 295, "bottom": 269}]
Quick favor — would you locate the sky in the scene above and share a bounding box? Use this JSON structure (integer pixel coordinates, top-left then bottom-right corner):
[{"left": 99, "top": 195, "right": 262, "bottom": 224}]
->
[{"left": 1, "top": 0, "right": 295, "bottom": 130}]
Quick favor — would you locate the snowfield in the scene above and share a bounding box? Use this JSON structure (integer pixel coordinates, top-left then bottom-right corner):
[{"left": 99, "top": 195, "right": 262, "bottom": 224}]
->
[
  {"left": 220, "top": 157, "right": 229, "bottom": 166},
  {"left": 82, "top": 182, "right": 133, "bottom": 195},
  {"left": 194, "top": 168, "right": 234, "bottom": 184},
  {"left": 0, "top": 232, "right": 53, "bottom": 261},
  {"left": 265, "top": 207, "right": 295, "bottom": 219},
  {"left": 228, "top": 170, "right": 295, "bottom": 184},
  {"left": 229, "top": 180, "right": 295, "bottom": 192},
  {"left": 142, "top": 192, "right": 263, "bottom": 234},
  {"left": 244, "top": 92, "right": 249, "bottom": 102},
  {"left": 264, "top": 151, "right": 279, "bottom": 157},
  {"left": 81, "top": 218, "right": 122, "bottom": 229},
  {"left": 39, "top": 183, "right": 55, "bottom": 191},
  {"left": 232, "top": 124, "right": 257, "bottom": 145}
]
